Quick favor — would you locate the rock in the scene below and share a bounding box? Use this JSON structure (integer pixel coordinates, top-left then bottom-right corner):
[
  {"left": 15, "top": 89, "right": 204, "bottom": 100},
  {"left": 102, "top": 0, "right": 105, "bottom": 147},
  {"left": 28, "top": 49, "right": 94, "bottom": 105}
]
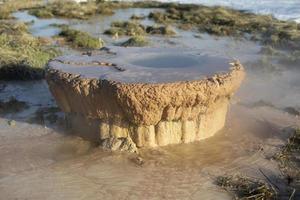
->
[
  {"left": 8, "top": 119, "right": 16, "bottom": 126},
  {"left": 120, "top": 36, "right": 149, "bottom": 47},
  {"left": 101, "top": 137, "right": 138, "bottom": 153},
  {"left": 130, "top": 156, "right": 144, "bottom": 166},
  {"left": 146, "top": 25, "right": 176, "bottom": 36},
  {"left": 46, "top": 46, "right": 245, "bottom": 151}
]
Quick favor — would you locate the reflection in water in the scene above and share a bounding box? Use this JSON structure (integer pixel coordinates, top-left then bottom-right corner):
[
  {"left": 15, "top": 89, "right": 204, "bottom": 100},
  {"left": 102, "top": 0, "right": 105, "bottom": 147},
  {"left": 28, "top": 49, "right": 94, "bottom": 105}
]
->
[
  {"left": 50, "top": 48, "right": 231, "bottom": 83},
  {"left": 131, "top": 54, "right": 200, "bottom": 68}
]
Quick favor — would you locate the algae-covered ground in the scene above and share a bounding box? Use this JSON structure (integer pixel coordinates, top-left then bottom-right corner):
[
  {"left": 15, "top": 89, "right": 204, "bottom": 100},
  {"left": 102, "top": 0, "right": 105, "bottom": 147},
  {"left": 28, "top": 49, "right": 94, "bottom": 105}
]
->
[
  {"left": 26, "top": 0, "right": 170, "bottom": 20},
  {"left": 58, "top": 25, "right": 104, "bottom": 49},
  {"left": 0, "top": 0, "right": 43, "bottom": 19},
  {"left": 25, "top": 1, "right": 300, "bottom": 50},
  {"left": 147, "top": 4, "right": 300, "bottom": 49},
  {"left": 120, "top": 36, "right": 149, "bottom": 47},
  {"left": 0, "top": 22, "right": 59, "bottom": 80}
]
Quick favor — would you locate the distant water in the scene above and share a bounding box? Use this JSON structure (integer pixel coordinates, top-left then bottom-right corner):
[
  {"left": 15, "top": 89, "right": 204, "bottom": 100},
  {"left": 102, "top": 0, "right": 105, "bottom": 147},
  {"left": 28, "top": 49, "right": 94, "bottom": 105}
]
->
[{"left": 120, "top": 0, "right": 300, "bottom": 22}]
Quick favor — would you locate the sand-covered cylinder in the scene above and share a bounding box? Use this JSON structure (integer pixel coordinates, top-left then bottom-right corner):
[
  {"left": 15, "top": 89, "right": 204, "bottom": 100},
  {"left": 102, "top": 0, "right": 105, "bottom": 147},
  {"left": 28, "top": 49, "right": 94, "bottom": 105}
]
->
[{"left": 46, "top": 47, "right": 245, "bottom": 152}]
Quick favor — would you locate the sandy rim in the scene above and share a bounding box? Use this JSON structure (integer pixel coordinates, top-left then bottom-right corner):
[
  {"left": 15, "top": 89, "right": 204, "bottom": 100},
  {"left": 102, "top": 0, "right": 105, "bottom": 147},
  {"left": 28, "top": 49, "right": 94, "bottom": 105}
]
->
[{"left": 46, "top": 59, "right": 244, "bottom": 86}]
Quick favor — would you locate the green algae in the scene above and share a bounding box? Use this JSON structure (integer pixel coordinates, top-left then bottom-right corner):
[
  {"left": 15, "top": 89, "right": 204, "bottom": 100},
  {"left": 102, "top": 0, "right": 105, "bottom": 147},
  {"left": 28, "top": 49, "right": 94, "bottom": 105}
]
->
[
  {"left": 59, "top": 26, "right": 104, "bottom": 49},
  {"left": 104, "top": 21, "right": 146, "bottom": 36},
  {"left": 28, "top": 8, "right": 54, "bottom": 18},
  {"left": 146, "top": 25, "right": 176, "bottom": 36}
]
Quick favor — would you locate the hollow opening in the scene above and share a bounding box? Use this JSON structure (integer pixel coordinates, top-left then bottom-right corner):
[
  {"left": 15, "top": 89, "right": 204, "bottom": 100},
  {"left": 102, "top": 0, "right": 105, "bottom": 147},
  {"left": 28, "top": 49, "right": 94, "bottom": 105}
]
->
[{"left": 130, "top": 54, "right": 199, "bottom": 68}]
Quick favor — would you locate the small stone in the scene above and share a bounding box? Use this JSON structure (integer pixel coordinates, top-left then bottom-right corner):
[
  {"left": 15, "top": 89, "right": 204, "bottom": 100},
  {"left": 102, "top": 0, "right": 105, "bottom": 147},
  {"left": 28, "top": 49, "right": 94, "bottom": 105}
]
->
[
  {"left": 8, "top": 120, "right": 16, "bottom": 126},
  {"left": 130, "top": 156, "right": 144, "bottom": 166},
  {"left": 135, "top": 156, "right": 144, "bottom": 165},
  {"left": 194, "top": 34, "right": 202, "bottom": 39}
]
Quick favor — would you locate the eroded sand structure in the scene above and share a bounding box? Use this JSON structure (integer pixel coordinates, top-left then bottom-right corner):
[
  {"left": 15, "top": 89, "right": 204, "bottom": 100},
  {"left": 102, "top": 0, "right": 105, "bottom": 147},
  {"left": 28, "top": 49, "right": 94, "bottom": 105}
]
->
[{"left": 46, "top": 47, "right": 245, "bottom": 152}]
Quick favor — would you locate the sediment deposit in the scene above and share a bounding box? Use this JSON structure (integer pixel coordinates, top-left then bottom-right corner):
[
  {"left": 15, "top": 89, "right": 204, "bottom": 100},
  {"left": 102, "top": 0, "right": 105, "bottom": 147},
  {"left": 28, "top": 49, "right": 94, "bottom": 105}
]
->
[{"left": 46, "top": 47, "right": 245, "bottom": 152}]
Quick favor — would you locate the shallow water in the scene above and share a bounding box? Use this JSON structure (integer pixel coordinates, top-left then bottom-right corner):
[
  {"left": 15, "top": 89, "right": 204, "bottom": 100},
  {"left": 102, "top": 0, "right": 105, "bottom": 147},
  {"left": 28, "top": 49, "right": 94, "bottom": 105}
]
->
[
  {"left": 50, "top": 47, "right": 231, "bottom": 83},
  {"left": 1, "top": 5, "right": 300, "bottom": 200},
  {"left": 13, "top": 8, "right": 160, "bottom": 39},
  {"left": 13, "top": 11, "right": 69, "bottom": 37},
  {"left": 71, "top": 8, "right": 160, "bottom": 38},
  {"left": 120, "top": 0, "right": 300, "bottom": 22}
]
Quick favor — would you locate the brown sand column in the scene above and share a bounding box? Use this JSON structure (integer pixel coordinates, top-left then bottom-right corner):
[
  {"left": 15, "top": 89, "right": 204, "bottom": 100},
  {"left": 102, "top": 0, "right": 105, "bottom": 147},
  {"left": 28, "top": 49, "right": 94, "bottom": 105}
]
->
[{"left": 46, "top": 47, "right": 245, "bottom": 152}]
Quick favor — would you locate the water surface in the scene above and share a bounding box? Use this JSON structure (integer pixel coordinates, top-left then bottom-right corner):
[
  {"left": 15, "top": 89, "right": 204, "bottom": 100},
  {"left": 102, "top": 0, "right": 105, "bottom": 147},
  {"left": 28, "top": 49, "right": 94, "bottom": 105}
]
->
[
  {"left": 49, "top": 47, "right": 231, "bottom": 83},
  {"left": 120, "top": 0, "right": 300, "bottom": 22}
]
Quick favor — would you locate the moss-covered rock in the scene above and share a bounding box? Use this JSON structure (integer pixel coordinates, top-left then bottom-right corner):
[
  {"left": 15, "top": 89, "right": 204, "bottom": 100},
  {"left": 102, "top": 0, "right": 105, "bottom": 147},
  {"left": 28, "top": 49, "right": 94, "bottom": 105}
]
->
[
  {"left": 28, "top": 8, "right": 54, "bottom": 18},
  {"left": 149, "top": 12, "right": 171, "bottom": 24},
  {"left": 28, "top": 1, "right": 123, "bottom": 19},
  {"left": 120, "top": 36, "right": 149, "bottom": 47},
  {"left": 104, "top": 21, "right": 176, "bottom": 37},
  {"left": 59, "top": 26, "right": 104, "bottom": 49},
  {"left": 146, "top": 25, "right": 176, "bottom": 36},
  {"left": 104, "top": 21, "right": 146, "bottom": 36},
  {"left": 97, "top": 3, "right": 115, "bottom": 15}
]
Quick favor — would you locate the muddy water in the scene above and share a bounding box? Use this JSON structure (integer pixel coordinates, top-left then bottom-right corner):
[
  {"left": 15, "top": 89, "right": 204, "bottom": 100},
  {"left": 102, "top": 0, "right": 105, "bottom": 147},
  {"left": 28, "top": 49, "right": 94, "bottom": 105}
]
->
[
  {"left": 50, "top": 47, "right": 231, "bottom": 83},
  {"left": 1, "top": 8, "right": 300, "bottom": 200}
]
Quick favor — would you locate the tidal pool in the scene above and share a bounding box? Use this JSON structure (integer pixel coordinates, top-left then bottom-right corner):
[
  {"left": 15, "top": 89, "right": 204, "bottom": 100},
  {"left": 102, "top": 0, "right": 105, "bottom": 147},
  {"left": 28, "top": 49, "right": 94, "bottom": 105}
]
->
[
  {"left": 49, "top": 46, "right": 232, "bottom": 83},
  {"left": 13, "top": 8, "right": 160, "bottom": 39}
]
